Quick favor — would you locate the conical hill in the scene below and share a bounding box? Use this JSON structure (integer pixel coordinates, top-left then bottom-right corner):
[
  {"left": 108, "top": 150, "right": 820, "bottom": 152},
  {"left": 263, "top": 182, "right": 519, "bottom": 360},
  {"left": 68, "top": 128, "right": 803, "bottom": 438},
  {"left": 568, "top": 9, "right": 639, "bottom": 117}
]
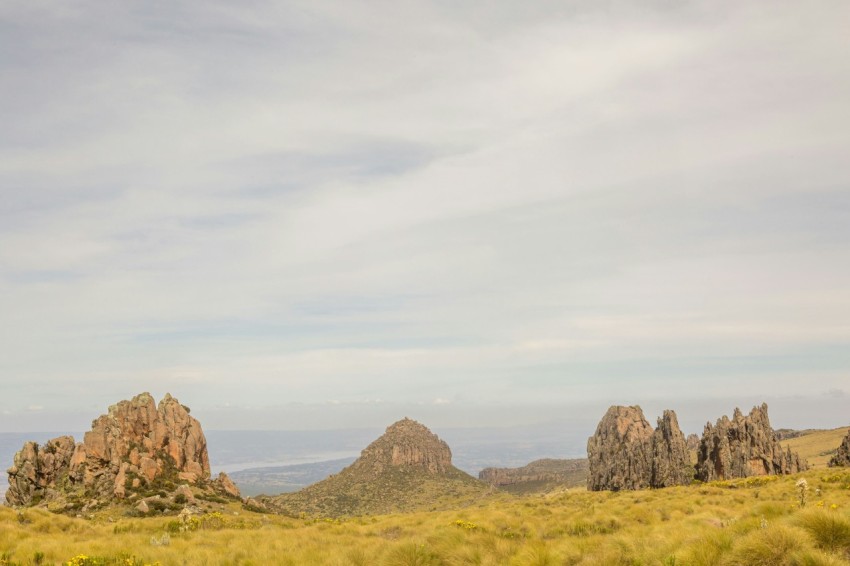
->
[{"left": 261, "top": 418, "right": 490, "bottom": 517}]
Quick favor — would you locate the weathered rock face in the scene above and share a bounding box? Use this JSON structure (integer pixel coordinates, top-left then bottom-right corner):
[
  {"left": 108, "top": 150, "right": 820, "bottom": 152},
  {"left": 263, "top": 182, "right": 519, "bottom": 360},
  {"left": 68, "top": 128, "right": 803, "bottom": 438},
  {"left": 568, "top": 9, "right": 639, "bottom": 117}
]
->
[
  {"left": 686, "top": 434, "right": 700, "bottom": 453},
  {"left": 695, "top": 403, "right": 806, "bottom": 482},
  {"left": 587, "top": 406, "right": 655, "bottom": 491},
  {"left": 5, "top": 437, "right": 77, "bottom": 506},
  {"left": 6, "top": 392, "right": 238, "bottom": 508},
  {"left": 479, "top": 458, "right": 588, "bottom": 489},
  {"left": 828, "top": 430, "right": 850, "bottom": 467},
  {"left": 352, "top": 417, "right": 452, "bottom": 475},
  {"left": 588, "top": 406, "right": 694, "bottom": 491},
  {"left": 650, "top": 410, "right": 693, "bottom": 488}
]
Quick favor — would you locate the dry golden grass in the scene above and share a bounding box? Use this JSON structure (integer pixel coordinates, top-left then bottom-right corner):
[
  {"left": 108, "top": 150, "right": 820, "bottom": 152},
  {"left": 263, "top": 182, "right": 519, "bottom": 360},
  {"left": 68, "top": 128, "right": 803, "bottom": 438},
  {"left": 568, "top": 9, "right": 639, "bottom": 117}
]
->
[
  {"left": 781, "top": 427, "right": 850, "bottom": 468},
  {"left": 2, "top": 468, "right": 850, "bottom": 565}
]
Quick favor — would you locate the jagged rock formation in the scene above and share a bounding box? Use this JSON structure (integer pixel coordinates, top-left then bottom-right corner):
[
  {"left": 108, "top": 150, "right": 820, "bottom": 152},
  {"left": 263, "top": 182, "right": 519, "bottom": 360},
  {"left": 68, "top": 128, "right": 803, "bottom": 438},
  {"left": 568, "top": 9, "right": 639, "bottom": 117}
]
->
[
  {"left": 261, "top": 418, "right": 489, "bottom": 517},
  {"left": 587, "top": 406, "right": 692, "bottom": 491},
  {"left": 6, "top": 436, "right": 77, "bottom": 507},
  {"left": 6, "top": 392, "right": 239, "bottom": 509},
  {"left": 587, "top": 406, "right": 654, "bottom": 491},
  {"left": 695, "top": 403, "right": 806, "bottom": 482},
  {"left": 479, "top": 458, "right": 588, "bottom": 493},
  {"left": 686, "top": 434, "right": 700, "bottom": 453},
  {"left": 651, "top": 410, "right": 694, "bottom": 488},
  {"left": 828, "top": 429, "right": 850, "bottom": 467}
]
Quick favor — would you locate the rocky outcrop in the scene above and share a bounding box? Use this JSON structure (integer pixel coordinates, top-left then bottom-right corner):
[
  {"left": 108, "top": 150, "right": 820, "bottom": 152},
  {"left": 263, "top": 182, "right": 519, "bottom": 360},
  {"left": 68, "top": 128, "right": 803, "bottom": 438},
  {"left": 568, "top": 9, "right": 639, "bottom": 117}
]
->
[
  {"left": 587, "top": 406, "right": 693, "bottom": 491},
  {"left": 350, "top": 417, "right": 452, "bottom": 475},
  {"left": 6, "top": 392, "right": 239, "bottom": 508},
  {"left": 695, "top": 403, "right": 806, "bottom": 482},
  {"left": 587, "top": 406, "right": 655, "bottom": 491},
  {"left": 686, "top": 434, "right": 700, "bottom": 452},
  {"left": 828, "top": 430, "right": 850, "bottom": 467},
  {"left": 479, "top": 458, "right": 588, "bottom": 490},
  {"left": 5, "top": 437, "right": 77, "bottom": 506},
  {"left": 650, "top": 410, "right": 693, "bottom": 488}
]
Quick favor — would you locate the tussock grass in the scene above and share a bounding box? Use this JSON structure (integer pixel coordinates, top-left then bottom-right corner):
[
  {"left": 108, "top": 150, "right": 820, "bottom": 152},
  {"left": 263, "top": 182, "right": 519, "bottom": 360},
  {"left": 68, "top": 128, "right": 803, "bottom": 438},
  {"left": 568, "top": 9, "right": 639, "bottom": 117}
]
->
[
  {"left": 798, "top": 510, "right": 850, "bottom": 555},
  {"left": 722, "top": 524, "right": 813, "bottom": 565},
  {"left": 2, "top": 468, "right": 850, "bottom": 565}
]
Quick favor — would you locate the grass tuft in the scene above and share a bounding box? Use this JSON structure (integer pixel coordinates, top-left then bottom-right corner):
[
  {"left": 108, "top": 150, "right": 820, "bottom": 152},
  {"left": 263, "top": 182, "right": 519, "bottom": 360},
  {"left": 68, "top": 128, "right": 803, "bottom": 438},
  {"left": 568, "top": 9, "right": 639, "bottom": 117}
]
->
[{"left": 797, "top": 510, "right": 850, "bottom": 555}]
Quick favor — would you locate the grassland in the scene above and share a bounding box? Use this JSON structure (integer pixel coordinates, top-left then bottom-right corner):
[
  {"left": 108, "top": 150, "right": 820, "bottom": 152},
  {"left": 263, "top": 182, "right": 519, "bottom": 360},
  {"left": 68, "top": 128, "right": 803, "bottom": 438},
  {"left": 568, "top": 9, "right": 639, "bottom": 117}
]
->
[
  {"left": 3, "top": 467, "right": 850, "bottom": 565},
  {"left": 263, "top": 465, "right": 492, "bottom": 517},
  {"left": 781, "top": 427, "right": 850, "bottom": 468}
]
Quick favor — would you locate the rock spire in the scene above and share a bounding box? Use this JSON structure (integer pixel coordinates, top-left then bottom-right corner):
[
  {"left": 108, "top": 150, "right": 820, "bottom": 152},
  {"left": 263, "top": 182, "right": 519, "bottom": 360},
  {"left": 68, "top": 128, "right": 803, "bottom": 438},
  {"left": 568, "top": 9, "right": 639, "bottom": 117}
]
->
[{"left": 651, "top": 410, "right": 694, "bottom": 488}]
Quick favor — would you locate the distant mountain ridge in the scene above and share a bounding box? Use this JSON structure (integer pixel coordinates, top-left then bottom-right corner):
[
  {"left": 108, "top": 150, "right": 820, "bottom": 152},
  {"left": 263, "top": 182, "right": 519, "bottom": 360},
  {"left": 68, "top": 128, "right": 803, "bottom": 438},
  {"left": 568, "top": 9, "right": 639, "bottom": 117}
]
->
[{"left": 479, "top": 458, "right": 588, "bottom": 494}]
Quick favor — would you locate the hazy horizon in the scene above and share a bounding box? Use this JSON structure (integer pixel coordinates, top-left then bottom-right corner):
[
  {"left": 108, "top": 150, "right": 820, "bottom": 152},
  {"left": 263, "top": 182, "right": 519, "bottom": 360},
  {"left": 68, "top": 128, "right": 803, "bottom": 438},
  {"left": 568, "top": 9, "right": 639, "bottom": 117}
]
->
[{"left": 2, "top": 1, "right": 849, "bottom": 432}]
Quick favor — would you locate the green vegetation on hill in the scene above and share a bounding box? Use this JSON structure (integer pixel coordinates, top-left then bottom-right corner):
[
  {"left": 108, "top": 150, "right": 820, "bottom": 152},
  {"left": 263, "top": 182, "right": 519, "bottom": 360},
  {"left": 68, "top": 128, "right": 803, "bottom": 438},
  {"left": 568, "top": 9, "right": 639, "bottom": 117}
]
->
[
  {"left": 262, "top": 465, "right": 493, "bottom": 517},
  {"left": 780, "top": 427, "right": 850, "bottom": 468},
  {"left": 2, "top": 467, "right": 850, "bottom": 565}
]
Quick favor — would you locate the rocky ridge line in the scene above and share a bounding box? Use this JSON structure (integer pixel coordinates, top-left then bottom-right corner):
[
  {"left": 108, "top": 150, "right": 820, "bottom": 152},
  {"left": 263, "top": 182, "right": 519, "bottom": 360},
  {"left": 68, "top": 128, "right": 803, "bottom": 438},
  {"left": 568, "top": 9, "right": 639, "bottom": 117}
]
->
[{"left": 479, "top": 458, "right": 588, "bottom": 490}]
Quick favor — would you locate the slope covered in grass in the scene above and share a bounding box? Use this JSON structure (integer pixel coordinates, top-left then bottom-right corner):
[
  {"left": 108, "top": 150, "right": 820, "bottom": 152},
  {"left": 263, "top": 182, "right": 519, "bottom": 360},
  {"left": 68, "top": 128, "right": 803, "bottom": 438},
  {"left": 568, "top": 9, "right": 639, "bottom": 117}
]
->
[
  {"left": 781, "top": 427, "right": 850, "bottom": 468},
  {"left": 2, "top": 467, "right": 850, "bottom": 565},
  {"left": 263, "top": 463, "right": 494, "bottom": 517}
]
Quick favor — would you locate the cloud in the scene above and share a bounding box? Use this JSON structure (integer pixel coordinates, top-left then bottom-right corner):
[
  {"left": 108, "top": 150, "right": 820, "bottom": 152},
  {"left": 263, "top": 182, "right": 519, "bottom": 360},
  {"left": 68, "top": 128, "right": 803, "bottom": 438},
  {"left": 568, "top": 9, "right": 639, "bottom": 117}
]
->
[{"left": 0, "top": 1, "right": 849, "bottom": 429}]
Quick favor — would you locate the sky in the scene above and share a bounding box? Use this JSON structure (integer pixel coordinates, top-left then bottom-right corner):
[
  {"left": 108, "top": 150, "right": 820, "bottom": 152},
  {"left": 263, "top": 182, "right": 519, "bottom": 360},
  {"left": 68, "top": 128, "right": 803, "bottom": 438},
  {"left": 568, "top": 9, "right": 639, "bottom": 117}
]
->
[{"left": 1, "top": 1, "right": 849, "bottom": 435}]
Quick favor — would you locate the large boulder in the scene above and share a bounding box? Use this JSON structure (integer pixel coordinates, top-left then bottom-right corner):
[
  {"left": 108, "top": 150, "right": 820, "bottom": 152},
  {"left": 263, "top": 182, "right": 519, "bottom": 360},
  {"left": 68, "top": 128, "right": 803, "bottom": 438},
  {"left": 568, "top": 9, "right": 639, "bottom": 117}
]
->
[
  {"left": 695, "top": 403, "right": 806, "bottom": 482},
  {"left": 828, "top": 430, "right": 850, "bottom": 467},
  {"left": 6, "top": 392, "right": 238, "bottom": 508}
]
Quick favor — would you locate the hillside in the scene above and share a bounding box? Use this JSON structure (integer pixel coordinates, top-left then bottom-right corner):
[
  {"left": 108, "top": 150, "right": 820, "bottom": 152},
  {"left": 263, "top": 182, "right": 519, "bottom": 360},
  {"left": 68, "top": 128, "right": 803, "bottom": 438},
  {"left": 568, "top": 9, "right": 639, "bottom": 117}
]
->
[
  {"left": 260, "top": 418, "right": 493, "bottom": 517},
  {"left": 2, "top": 467, "right": 850, "bottom": 565},
  {"left": 780, "top": 426, "right": 850, "bottom": 468}
]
